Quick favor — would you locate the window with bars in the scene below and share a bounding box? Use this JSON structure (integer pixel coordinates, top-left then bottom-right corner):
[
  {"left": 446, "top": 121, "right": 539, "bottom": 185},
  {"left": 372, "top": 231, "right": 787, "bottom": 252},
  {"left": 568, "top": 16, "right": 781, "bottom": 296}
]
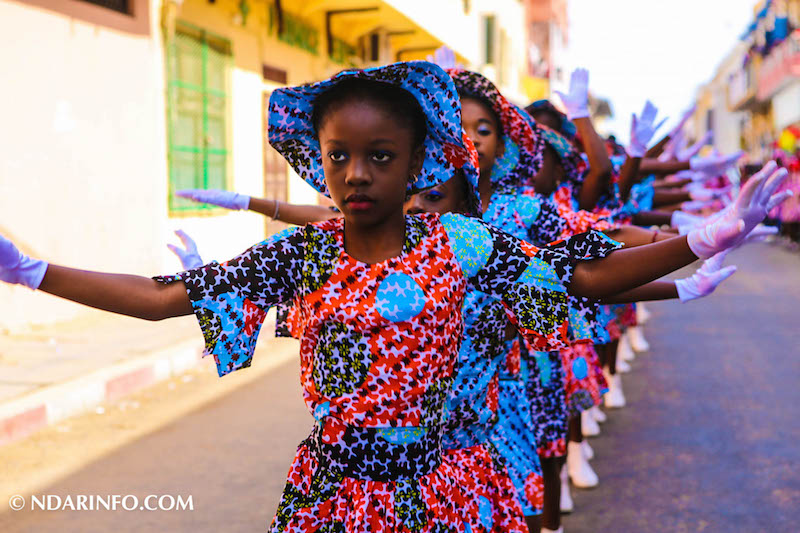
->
[
  {"left": 80, "top": 0, "right": 129, "bottom": 14},
  {"left": 166, "top": 22, "right": 232, "bottom": 215}
]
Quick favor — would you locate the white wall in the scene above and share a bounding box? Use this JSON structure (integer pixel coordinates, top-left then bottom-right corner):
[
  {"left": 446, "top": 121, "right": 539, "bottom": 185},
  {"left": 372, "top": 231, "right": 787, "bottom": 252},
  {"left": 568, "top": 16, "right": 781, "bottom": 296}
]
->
[{"left": 0, "top": 0, "right": 169, "bottom": 331}]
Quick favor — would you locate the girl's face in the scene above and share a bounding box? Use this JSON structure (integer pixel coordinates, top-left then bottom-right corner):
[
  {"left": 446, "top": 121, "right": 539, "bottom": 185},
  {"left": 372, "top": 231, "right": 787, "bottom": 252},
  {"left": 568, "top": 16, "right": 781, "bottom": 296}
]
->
[
  {"left": 531, "top": 146, "right": 563, "bottom": 196},
  {"left": 318, "top": 100, "right": 424, "bottom": 228},
  {"left": 461, "top": 97, "right": 504, "bottom": 179},
  {"left": 404, "top": 177, "right": 468, "bottom": 216}
]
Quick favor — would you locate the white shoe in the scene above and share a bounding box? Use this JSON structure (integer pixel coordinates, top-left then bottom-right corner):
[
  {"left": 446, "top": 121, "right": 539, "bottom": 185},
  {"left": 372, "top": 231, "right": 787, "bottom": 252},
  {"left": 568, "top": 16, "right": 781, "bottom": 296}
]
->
[
  {"left": 581, "top": 409, "right": 601, "bottom": 437},
  {"left": 560, "top": 466, "right": 574, "bottom": 513},
  {"left": 617, "top": 333, "right": 636, "bottom": 362},
  {"left": 567, "top": 441, "right": 599, "bottom": 488},
  {"left": 581, "top": 439, "right": 594, "bottom": 460},
  {"left": 628, "top": 325, "right": 650, "bottom": 352},
  {"left": 636, "top": 302, "right": 651, "bottom": 324},
  {"left": 616, "top": 357, "right": 632, "bottom": 373},
  {"left": 542, "top": 528, "right": 564, "bottom": 533},
  {"left": 590, "top": 405, "right": 607, "bottom": 424},
  {"left": 603, "top": 369, "right": 626, "bottom": 408}
]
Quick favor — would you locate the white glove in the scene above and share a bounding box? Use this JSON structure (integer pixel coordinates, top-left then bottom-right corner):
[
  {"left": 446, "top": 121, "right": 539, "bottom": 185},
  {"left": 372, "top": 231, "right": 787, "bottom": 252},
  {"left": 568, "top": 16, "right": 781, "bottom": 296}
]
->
[
  {"left": 675, "top": 250, "right": 736, "bottom": 302},
  {"left": 669, "top": 104, "right": 697, "bottom": 140},
  {"left": 176, "top": 189, "right": 250, "bottom": 211},
  {"left": 658, "top": 129, "right": 685, "bottom": 162},
  {"left": 743, "top": 224, "right": 779, "bottom": 243},
  {"left": 688, "top": 184, "right": 733, "bottom": 202},
  {"left": 677, "top": 131, "right": 712, "bottom": 161},
  {"left": 671, "top": 210, "right": 705, "bottom": 228},
  {"left": 687, "top": 161, "right": 791, "bottom": 258},
  {"left": 554, "top": 68, "right": 590, "bottom": 120},
  {"left": 427, "top": 46, "right": 460, "bottom": 69},
  {"left": 628, "top": 101, "right": 667, "bottom": 158},
  {"left": 690, "top": 152, "right": 744, "bottom": 175},
  {"left": 167, "top": 230, "right": 204, "bottom": 270},
  {"left": 0, "top": 234, "right": 48, "bottom": 290},
  {"left": 680, "top": 199, "right": 716, "bottom": 212}
]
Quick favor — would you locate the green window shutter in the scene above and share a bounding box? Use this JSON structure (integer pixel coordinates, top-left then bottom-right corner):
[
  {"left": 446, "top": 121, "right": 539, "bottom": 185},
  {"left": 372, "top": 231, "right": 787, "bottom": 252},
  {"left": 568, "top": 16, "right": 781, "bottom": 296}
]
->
[{"left": 166, "top": 23, "right": 231, "bottom": 215}]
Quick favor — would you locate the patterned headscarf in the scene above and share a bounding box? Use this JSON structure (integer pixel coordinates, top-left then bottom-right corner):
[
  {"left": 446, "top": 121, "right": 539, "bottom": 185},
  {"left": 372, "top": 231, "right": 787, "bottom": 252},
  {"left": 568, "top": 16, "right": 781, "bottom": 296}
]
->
[
  {"left": 525, "top": 99, "right": 577, "bottom": 140},
  {"left": 539, "top": 124, "right": 586, "bottom": 188},
  {"left": 446, "top": 69, "right": 545, "bottom": 189},
  {"left": 268, "top": 61, "right": 479, "bottom": 198}
]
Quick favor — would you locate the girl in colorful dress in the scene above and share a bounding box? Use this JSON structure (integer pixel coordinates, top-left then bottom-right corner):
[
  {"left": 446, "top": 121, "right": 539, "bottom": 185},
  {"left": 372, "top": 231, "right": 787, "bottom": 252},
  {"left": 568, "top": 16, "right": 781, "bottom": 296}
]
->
[{"left": 0, "top": 62, "right": 788, "bottom": 533}]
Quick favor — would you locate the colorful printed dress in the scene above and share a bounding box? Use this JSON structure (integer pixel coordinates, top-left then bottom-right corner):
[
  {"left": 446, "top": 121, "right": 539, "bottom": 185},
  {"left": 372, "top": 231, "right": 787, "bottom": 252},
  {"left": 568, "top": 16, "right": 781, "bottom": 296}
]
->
[
  {"left": 156, "top": 212, "right": 605, "bottom": 533},
  {"left": 540, "top": 124, "right": 638, "bottom": 349}
]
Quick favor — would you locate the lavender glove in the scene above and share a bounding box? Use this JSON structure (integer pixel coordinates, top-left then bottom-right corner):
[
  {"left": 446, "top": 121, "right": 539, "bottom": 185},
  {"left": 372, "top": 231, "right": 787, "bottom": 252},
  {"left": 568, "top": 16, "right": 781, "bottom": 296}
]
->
[
  {"left": 176, "top": 189, "right": 250, "bottom": 211},
  {"left": 690, "top": 152, "right": 744, "bottom": 175},
  {"left": 628, "top": 101, "right": 667, "bottom": 158},
  {"left": 677, "top": 131, "right": 712, "bottom": 161},
  {"left": 675, "top": 250, "right": 737, "bottom": 302},
  {"left": 0, "top": 234, "right": 48, "bottom": 289},
  {"left": 167, "top": 230, "right": 204, "bottom": 270},
  {"left": 687, "top": 162, "right": 790, "bottom": 258},
  {"left": 554, "top": 68, "right": 590, "bottom": 120},
  {"left": 669, "top": 104, "right": 697, "bottom": 139}
]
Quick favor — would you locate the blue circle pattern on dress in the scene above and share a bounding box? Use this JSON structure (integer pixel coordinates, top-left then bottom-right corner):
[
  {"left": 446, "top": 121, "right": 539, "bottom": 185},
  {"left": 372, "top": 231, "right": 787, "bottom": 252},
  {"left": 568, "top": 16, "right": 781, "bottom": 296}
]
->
[
  {"left": 478, "top": 495, "right": 493, "bottom": 529},
  {"left": 375, "top": 273, "right": 427, "bottom": 322},
  {"left": 313, "top": 401, "right": 331, "bottom": 420},
  {"left": 572, "top": 356, "right": 588, "bottom": 380},
  {"left": 441, "top": 213, "right": 493, "bottom": 278}
]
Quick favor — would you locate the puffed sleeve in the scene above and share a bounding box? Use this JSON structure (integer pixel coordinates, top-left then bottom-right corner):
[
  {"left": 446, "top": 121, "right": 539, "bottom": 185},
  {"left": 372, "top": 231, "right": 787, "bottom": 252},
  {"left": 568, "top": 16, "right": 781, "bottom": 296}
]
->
[
  {"left": 154, "top": 227, "right": 305, "bottom": 376},
  {"left": 441, "top": 213, "right": 621, "bottom": 351}
]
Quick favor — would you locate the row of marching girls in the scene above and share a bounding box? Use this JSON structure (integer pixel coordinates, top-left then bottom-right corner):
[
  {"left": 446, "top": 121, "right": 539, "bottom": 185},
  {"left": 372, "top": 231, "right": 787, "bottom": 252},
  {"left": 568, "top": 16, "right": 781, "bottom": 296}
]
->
[
  {"left": 170, "top": 62, "right": 782, "bottom": 533},
  {"left": 150, "top": 62, "right": 781, "bottom": 533},
  {"left": 0, "top": 61, "right": 790, "bottom": 533},
  {"left": 173, "top": 65, "right": 747, "bottom": 533},
  {"left": 519, "top": 66, "right": 790, "bottom": 532}
]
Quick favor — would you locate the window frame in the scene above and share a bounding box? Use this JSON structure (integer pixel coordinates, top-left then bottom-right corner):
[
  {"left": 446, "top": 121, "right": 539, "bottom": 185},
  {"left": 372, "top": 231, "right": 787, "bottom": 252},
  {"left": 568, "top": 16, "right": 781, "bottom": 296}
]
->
[{"left": 165, "top": 21, "right": 233, "bottom": 217}]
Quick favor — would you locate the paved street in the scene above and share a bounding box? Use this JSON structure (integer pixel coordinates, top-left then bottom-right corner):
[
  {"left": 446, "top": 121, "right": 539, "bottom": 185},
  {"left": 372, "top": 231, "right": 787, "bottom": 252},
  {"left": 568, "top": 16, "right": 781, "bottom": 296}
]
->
[
  {"left": 1, "top": 242, "right": 799, "bottom": 532},
  {"left": 565, "top": 241, "right": 800, "bottom": 532}
]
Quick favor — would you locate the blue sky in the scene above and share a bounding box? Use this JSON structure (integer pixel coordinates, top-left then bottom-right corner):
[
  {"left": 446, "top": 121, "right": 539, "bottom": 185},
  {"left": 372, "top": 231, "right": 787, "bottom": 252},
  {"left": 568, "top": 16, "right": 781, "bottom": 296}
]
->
[{"left": 565, "top": 0, "right": 760, "bottom": 142}]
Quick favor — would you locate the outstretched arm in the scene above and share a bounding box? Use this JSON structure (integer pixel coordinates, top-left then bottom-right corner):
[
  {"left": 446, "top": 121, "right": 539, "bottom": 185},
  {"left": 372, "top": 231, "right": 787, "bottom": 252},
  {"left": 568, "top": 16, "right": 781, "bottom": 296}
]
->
[
  {"left": 601, "top": 281, "right": 677, "bottom": 303},
  {"left": 570, "top": 163, "right": 789, "bottom": 299},
  {"left": 176, "top": 189, "right": 339, "bottom": 226},
  {"left": 570, "top": 235, "right": 696, "bottom": 298},
  {"left": 604, "top": 225, "right": 677, "bottom": 247},
  {"left": 553, "top": 68, "right": 613, "bottom": 210},
  {"left": 248, "top": 197, "right": 339, "bottom": 225},
  {"left": 39, "top": 265, "right": 192, "bottom": 320},
  {"left": 601, "top": 250, "right": 737, "bottom": 303}
]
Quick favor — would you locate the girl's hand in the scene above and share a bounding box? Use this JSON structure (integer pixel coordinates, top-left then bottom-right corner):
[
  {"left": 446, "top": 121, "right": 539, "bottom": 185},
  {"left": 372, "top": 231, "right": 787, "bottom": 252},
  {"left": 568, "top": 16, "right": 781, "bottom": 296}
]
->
[
  {"left": 687, "top": 162, "right": 791, "bottom": 258},
  {"left": 688, "top": 184, "right": 733, "bottom": 202},
  {"left": 671, "top": 210, "right": 705, "bottom": 228},
  {"left": 669, "top": 104, "right": 697, "bottom": 139},
  {"left": 0, "top": 233, "right": 48, "bottom": 289},
  {"left": 554, "top": 68, "right": 590, "bottom": 120},
  {"left": 167, "top": 230, "right": 205, "bottom": 270},
  {"left": 689, "top": 152, "right": 744, "bottom": 175},
  {"left": 176, "top": 189, "right": 250, "bottom": 211},
  {"left": 677, "top": 131, "right": 712, "bottom": 161},
  {"left": 628, "top": 100, "right": 667, "bottom": 158},
  {"left": 675, "top": 250, "right": 737, "bottom": 302},
  {"left": 427, "top": 46, "right": 461, "bottom": 69}
]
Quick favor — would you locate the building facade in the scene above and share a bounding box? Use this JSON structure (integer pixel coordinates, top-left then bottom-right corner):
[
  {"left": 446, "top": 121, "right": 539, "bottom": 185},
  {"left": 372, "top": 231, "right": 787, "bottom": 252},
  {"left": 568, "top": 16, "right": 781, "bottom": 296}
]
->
[
  {"left": 693, "top": 0, "right": 800, "bottom": 161},
  {"left": 0, "top": 0, "right": 531, "bottom": 330}
]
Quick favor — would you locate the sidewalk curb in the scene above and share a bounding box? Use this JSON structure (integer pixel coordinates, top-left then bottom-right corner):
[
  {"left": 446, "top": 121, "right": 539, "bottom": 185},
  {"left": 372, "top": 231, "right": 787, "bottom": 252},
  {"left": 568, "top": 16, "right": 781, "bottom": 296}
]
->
[{"left": 0, "top": 340, "right": 204, "bottom": 447}]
